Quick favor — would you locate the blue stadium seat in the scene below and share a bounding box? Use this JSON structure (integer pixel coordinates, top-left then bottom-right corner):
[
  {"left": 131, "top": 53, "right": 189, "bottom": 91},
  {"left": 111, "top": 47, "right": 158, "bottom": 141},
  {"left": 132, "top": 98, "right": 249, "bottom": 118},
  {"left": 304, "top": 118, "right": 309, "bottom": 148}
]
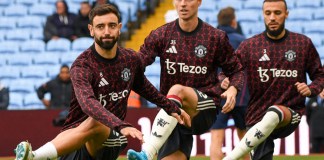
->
[
  {"left": 243, "top": 0, "right": 263, "bottom": 10},
  {"left": 4, "top": 29, "right": 30, "bottom": 42},
  {"left": 286, "top": 0, "right": 296, "bottom": 10},
  {"left": 7, "top": 54, "right": 33, "bottom": 66},
  {"left": 250, "top": 21, "right": 265, "bottom": 35},
  {"left": 46, "top": 38, "right": 71, "bottom": 52},
  {"left": 313, "top": 8, "right": 324, "bottom": 20},
  {"left": 20, "top": 66, "right": 49, "bottom": 80},
  {"left": 0, "top": 56, "right": 6, "bottom": 66},
  {"left": 30, "top": 28, "right": 45, "bottom": 40},
  {"left": 8, "top": 92, "right": 25, "bottom": 110},
  {"left": 9, "top": 79, "right": 36, "bottom": 95},
  {"left": 236, "top": 10, "right": 261, "bottom": 22},
  {"left": 71, "top": 37, "right": 93, "bottom": 52},
  {"left": 285, "top": 21, "right": 304, "bottom": 34},
  {"left": 0, "top": 0, "right": 13, "bottom": 8},
  {"left": 29, "top": 3, "right": 55, "bottom": 18},
  {"left": 17, "top": 16, "right": 44, "bottom": 29},
  {"left": 39, "top": 0, "right": 58, "bottom": 5},
  {"left": 146, "top": 75, "right": 160, "bottom": 90},
  {"left": 317, "top": 46, "right": 324, "bottom": 58},
  {"left": 305, "top": 33, "right": 323, "bottom": 47},
  {"left": 0, "top": 41, "right": 20, "bottom": 54},
  {"left": 295, "top": 0, "right": 322, "bottom": 9},
  {"left": 3, "top": 4, "right": 28, "bottom": 17},
  {"left": 287, "top": 8, "right": 313, "bottom": 21},
  {"left": 199, "top": 0, "right": 217, "bottom": 11},
  {"left": 0, "top": 66, "right": 21, "bottom": 80},
  {"left": 217, "top": 0, "right": 243, "bottom": 11},
  {"left": 46, "top": 64, "right": 63, "bottom": 78},
  {"left": 33, "top": 52, "right": 61, "bottom": 66},
  {"left": 0, "top": 17, "right": 16, "bottom": 30},
  {"left": 116, "top": 1, "right": 138, "bottom": 22},
  {"left": 15, "top": 0, "right": 39, "bottom": 7},
  {"left": 24, "top": 93, "right": 45, "bottom": 109},
  {"left": 20, "top": 40, "right": 46, "bottom": 53},
  {"left": 60, "top": 52, "right": 80, "bottom": 66},
  {"left": 304, "top": 20, "right": 324, "bottom": 34}
]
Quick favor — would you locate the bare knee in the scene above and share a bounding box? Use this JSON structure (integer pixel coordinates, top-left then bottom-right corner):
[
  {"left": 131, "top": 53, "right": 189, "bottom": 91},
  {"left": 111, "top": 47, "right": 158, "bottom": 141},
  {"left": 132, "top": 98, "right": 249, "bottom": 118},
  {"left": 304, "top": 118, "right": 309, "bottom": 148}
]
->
[
  {"left": 168, "top": 84, "right": 186, "bottom": 98},
  {"left": 79, "top": 117, "right": 108, "bottom": 136}
]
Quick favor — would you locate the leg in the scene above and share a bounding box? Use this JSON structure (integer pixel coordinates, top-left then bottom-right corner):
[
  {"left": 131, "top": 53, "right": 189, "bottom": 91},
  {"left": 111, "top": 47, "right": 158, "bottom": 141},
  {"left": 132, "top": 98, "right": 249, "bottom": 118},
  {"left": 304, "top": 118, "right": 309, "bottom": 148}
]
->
[
  {"left": 15, "top": 117, "right": 110, "bottom": 160},
  {"left": 210, "top": 112, "right": 229, "bottom": 160},
  {"left": 223, "top": 105, "right": 299, "bottom": 160}
]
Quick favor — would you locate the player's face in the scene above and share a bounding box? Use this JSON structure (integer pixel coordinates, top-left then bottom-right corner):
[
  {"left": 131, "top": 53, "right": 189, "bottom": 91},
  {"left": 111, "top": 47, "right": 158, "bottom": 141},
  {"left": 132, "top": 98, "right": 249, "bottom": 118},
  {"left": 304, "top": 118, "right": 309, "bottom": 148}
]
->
[
  {"left": 89, "top": 13, "right": 121, "bottom": 50},
  {"left": 173, "top": 0, "right": 201, "bottom": 21},
  {"left": 263, "top": 1, "right": 288, "bottom": 37}
]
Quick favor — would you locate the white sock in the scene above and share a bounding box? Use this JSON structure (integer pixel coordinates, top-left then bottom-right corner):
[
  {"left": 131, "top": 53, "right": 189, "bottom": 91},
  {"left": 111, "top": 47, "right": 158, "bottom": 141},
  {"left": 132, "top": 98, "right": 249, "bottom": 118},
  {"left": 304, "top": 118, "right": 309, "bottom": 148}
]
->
[
  {"left": 142, "top": 109, "right": 178, "bottom": 160},
  {"left": 33, "top": 142, "right": 58, "bottom": 160},
  {"left": 225, "top": 111, "right": 280, "bottom": 160}
]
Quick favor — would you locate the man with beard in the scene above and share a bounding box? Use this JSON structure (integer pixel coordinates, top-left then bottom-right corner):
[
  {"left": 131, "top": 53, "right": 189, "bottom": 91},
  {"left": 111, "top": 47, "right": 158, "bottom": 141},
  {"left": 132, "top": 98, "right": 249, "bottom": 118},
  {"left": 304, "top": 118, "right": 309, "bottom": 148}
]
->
[
  {"left": 223, "top": 0, "right": 324, "bottom": 160},
  {"left": 14, "top": 4, "right": 190, "bottom": 160}
]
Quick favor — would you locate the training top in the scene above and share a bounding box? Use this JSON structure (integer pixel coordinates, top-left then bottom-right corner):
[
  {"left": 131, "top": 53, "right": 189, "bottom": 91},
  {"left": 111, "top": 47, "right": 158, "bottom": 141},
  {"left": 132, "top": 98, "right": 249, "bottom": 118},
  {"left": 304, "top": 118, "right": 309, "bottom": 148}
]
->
[
  {"left": 139, "top": 19, "right": 244, "bottom": 106},
  {"left": 236, "top": 30, "right": 324, "bottom": 126},
  {"left": 62, "top": 45, "right": 180, "bottom": 132}
]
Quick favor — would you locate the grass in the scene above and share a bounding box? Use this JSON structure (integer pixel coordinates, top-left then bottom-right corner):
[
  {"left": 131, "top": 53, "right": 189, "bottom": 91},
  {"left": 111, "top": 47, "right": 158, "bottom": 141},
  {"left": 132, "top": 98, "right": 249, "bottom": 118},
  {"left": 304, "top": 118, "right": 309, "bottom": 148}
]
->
[{"left": 2, "top": 155, "right": 324, "bottom": 160}]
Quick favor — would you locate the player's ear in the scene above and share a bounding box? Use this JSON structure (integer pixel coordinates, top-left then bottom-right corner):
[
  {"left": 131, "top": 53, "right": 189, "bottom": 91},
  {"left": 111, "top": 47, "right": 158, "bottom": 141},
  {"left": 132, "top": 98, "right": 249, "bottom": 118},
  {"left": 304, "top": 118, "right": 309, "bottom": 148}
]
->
[{"left": 88, "top": 24, "right": 94, "bottom": 37}]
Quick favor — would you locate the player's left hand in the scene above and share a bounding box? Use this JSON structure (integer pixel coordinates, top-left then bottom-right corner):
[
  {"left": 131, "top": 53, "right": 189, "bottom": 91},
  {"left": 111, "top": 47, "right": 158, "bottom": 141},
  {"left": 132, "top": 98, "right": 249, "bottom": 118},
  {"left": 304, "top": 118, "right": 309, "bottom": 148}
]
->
[
  {"left": 295, "top": 82, "right": 311, "bottom": 97},
  {"left": 120, "top": 127, "right": 144, "bottom": 143},
  {"left": 221, "top": 86, "right": 237, "bottom": 113}
]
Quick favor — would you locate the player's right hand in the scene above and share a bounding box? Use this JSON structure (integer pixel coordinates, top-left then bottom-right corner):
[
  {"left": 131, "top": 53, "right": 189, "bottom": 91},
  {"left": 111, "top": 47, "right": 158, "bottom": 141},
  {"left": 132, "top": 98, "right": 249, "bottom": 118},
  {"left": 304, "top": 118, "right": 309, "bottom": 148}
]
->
[
  {"left": 171, "top": 109, "right": 191, "bottom": 127},
  {"left": 120, "top": 127, "right": 144, "bottom": 143}
]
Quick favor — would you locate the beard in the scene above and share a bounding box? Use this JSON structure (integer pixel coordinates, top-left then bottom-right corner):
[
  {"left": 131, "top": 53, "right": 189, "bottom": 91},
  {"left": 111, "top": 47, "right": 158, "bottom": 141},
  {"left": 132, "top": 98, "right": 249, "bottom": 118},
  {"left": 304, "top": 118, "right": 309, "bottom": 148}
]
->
[
  {"left": 95, "top": 35, "right": 119, "bottom": 50},
  {"left": 265, "top": 22, "right": 285, "bottom": 37}
]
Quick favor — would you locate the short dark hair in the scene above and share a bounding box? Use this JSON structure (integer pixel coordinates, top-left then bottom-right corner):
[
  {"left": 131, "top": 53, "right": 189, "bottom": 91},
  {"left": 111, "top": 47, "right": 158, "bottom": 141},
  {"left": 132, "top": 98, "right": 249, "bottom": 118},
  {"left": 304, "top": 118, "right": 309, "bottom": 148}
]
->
[
  {"left": 263, "top": 0, "right": 287, "bottom": 10},
  {"left": 217, "top": 7, "right": 236, "bottom": 26},
  {"left": 61, "top": 64, "right": 69, "bottom": 70},
  {"left": 88, "top": 4, "right": 121, "bottom": 24}
]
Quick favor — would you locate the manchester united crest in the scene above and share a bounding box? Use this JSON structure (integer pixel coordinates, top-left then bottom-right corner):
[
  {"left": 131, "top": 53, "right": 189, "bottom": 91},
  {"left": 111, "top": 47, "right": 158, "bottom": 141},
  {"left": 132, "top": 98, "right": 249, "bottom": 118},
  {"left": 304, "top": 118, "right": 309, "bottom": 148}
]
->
[
  {"left": 284, "top": 50, "right": 296, "bottom": 62},
  {"left": 121, "top": 68, "right": 131, "bottom": 81},
  {"left": 194, "top": 45, "right": 207, "bottom": 58}
]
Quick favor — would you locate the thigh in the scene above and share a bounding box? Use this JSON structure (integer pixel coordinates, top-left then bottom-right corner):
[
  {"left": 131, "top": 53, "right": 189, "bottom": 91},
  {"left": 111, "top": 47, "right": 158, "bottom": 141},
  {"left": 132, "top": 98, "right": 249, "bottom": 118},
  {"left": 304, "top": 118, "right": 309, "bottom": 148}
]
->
[
  {"left": 271, "top": 108, "right": 300, "bottom": 139},
  {"left": 232, "top": 106, "right": 247, "bottom": 130}
]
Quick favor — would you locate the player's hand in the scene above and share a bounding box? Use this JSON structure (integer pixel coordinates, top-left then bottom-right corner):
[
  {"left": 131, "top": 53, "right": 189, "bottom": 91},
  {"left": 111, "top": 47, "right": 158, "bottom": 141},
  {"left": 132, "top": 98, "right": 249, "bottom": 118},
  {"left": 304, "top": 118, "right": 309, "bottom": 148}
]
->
[
  {"left": 319, "top": 89, "right": 324, "bottom": 99},
  {"left": 120, "top": 127, "right": 144, "bottom": 143},
  {"left": 221, "top": 86, "right": 237, "bottom": 113},
  {"left": 295, "top": 82, "right": 311, "bottom": 97},
  {"left": 171, "top": 109, "right": 191, "bottom": 127},
  {"left": 221, "top": 77, "right": 230, "bottom": 90}
]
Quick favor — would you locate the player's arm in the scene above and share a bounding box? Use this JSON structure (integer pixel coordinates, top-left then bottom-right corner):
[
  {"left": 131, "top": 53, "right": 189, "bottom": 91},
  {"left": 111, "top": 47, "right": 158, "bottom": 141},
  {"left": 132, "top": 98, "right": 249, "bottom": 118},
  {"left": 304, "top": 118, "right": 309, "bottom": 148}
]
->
[{"left": 70, "top": 63, "right": 133, "bottom": 133}]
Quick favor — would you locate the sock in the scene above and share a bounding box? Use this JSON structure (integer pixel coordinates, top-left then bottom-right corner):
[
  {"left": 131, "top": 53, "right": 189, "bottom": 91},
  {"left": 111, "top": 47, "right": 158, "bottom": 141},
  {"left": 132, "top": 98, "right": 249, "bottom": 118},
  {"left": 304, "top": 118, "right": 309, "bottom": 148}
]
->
[
  {"left": 33, "top": 142, "right": 58, "bottom": 160},
  {"left": 142, "top": 95, "right": 182, "bottom": 160},
  {"left": 225, "top": 110, "right": 281, "bottom": 160}
]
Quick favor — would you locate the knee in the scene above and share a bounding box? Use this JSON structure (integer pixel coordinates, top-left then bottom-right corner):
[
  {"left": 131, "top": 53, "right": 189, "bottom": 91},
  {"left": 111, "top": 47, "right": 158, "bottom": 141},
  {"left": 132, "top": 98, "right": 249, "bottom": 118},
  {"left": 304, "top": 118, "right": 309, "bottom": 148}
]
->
[
  {"left": 80, "top": 117, "right": 107, "bottom": 136},
  {"left": 168, "top": 84, "right": 186, "bottom": 96}
]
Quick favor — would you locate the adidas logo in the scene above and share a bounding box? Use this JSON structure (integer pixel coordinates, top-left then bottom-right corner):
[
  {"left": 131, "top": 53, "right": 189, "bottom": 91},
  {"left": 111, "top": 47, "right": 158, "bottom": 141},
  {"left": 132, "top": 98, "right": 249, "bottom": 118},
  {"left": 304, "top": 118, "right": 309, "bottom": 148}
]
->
[
  {"left": 99, "top": 77, "right": 109, "bottom": 87},
  {"left": 166, "top": 46, "right": 177, "bottom": 54},
  {"left": 259, "top": 53, "right": 270, "bottom": 61}
]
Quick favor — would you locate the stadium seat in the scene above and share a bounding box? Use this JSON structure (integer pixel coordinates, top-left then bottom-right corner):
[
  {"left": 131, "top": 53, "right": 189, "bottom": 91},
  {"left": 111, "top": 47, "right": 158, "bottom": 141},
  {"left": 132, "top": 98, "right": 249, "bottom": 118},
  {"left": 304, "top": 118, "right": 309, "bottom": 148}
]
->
[
  {"left": 317, "top": 46, "right": 324, "bottom": 59},
  {"left": 24, "top": 93, "right": 45, "bottom": 109},
  {"left": 4, "top": 29, "right": 30, "bottom": 42},
  {"left": 249, "top": 21, "right": 265, "bottom": 35},
  {"left": 313, "top": 8, "right": 324, "bottom": 20},
  {"left": 0, "top": 41, "right": 20, "bottom": 54},
  {"left": 305, "top": 33, "right": 323, "bottom": 47},
  {"left": 286, "top": 0, "right": 296, "bottom": 9},
  {"left": 146, "top": 75, "right": 160, "bottom": 90},
  {"left": 145, "top": 62, "right": 161, "bottom": 77},
  {"left": 243, "top": 0, "right": 263, "bottom": 10},
  {"left": 15, "top": 0, "right": 39, "bottom": 7},
  {"left": 20, "top": 40, "right": 46, "bottom": 53},
  {"left": 39, "top": 0, "right": 58, "bottom": 5},
  {"left": 0, "top": 56, "right": 6, "bottom": 66},
  {"left": 30, "top": 28, "right": 45, "bottom": 40},
  {"left": 0, "top": 17, "right": 16, "bottom": 30},
  {"left": 116, "top": 1, "right": 138, "bottom": 22},
  {"left": 0, "top": 66, "right": 21, "bottom": 80},
  {"left": 33, "top": 52, "right": 61, "bottom": 66},
  {"left": 217, "top": 0, "right": 243, "bottom": 11},
  {"left": 46, "top": 64, "right": 63, "bottom": 78},
  {"left": 9, "top": 79, "right": 36, "bottom": 95},
  {"left": 304, "top": 20, "right": 324, "bottom": 34},
  {"left": 3, "top": 4, "right": 28, "bottom": 17},
  {"left": 199, "top": 0, "right": 217, "bottom": 11},
  {"left": 71, "top": 37, "right": 94, "bottom": 52},
  {"left": 7, "top": 54, "right": 33, "bottom": 66},
  {"left": 17, "top": 16, "right": 44, "bottom": 29},
  {"left": 20, "top": 66, "right": 49, "bottom": 80},
  {"left": 8, "top": 92, "right": 25, "bottom": 110},
  {"left": 29, "top": 3, "right": 55, "bottom": 18},
  {"left": 295, "top": 0, "right": 322, "bottom": 8},
  {"left": 0, "top": 0, "right": 13, "bottom": 8},
  {"left": 46, "top": 38, "right": 71, "bottom": 52},
  {"left": 60, "top": 52, "right": 80, "bottom": 66},
  {"left": 287, "top": 8, "right": 313, "bottom": 21},
  {"left": 285, "top": 21, "right": 304, "bottom": 34},
  {"left": 236, "top": 10, "right": 261, "bottom": 22}
]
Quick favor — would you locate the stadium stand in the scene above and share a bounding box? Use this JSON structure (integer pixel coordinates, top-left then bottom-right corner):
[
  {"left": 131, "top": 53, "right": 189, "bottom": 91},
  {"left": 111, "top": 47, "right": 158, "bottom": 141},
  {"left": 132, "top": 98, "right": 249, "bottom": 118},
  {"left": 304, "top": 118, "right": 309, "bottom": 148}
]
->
[{"left": 0, "top": 0, "right": 322, "bottom": 109}]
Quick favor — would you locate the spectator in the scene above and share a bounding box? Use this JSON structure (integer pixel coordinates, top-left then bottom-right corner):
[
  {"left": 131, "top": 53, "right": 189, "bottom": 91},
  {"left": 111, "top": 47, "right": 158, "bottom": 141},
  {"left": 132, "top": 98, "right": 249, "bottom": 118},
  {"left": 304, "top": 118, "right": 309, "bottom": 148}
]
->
[
  {"left": 36, "top": 64, "right": 72, "bottom": 109},
  {"left": 74, "top": 1, "right": 92, "bottom": 38},
  {"left": 44, "top": 0, "right": 77, "bottom": 42},
  {"left": 0, "top": 82, "right": 9, "bottom": 110},
  {"left": 209, "top": 7, "right": 248, "bottom": 160},
  {"left": 306, "top": 89, "right": 324, "bottom": 153}
]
